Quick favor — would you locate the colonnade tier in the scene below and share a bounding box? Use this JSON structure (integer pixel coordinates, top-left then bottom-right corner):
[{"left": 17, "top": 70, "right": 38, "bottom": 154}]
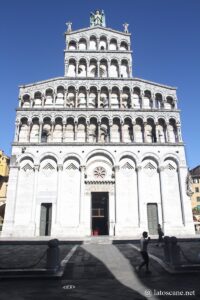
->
[
  {"left": 20, "top": 86, "right": 177, "bottom": 110},
  {"left": 65, "top": 58, "right": 132, "bottom": 78},
  {"left": 66, "top": 36, "right": 130, "bottom": 51},
  {"left": 16, "top": 116, "right": 182, "bottom": 144}
]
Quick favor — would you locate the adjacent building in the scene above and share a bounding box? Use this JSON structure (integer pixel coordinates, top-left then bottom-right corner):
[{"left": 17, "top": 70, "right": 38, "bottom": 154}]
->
[
  {"left": 2, "top": 11, "right": 194, "bottom": 237},
  {"left": 0, "top": 150, "right": 9, "bottom": 230},
  {"left": 190, "top": 165, "right": 200, "bottom": 231}
]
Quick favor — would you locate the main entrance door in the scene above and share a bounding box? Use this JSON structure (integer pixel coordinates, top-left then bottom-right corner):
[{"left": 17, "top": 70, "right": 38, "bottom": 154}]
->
[
  {"left": 40, "top": 203, "right": 52, "bottom": 236},
  {"left": 91, "top": 192, "right": 109, "bottom": 236}
]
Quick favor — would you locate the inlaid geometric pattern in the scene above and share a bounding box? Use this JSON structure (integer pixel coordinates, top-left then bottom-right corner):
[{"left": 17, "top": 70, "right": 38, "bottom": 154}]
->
[
  {"left": 144, "top": 162, "right": 156, "bottom": 170},
  {"left": 121, "top": 162, "right": 134, "bottom": 169},
  {"left": 66, "top": 163, "right": 78, "bottom": 170},
  {"left": 166, "top": 163, "right": 175, "bottom": 171},
  {"left": 22, "top": 163, "right": 33, "bottom": 172},
  {"left": 43, "top": 163, "right": 55, "bottom": 170}
]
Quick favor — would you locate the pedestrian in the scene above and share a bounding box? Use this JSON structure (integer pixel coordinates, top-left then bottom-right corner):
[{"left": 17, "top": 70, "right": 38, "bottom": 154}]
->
[
  {"left": 137, "top": 231, "right": 151, "bottom": 274},
  {"left": 156, "top": 224, "right": 164, "bottom": 247}
]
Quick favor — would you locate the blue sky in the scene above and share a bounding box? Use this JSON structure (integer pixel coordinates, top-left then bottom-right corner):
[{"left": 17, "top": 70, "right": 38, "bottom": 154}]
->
[{"left": 1, "top": 0, "right": 200, "bottom": 168}]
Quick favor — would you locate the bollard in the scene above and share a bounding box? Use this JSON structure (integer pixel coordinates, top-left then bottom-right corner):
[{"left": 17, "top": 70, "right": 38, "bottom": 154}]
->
[
  {"left": 163, "top": 236, "right": 171, "bottom": 263},
  {"left": 170, "top": 236, "right": 181, "bottom": 266},
  {"left": 46, "top": 239, "right": 60, "bottom": 272}
]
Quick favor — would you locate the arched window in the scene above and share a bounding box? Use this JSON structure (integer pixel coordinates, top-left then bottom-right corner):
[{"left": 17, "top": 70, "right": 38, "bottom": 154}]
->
[
  {"left": 100, "top": 59, "right": 108, "bottom": 77},
  {"left": 120, "top": 60, "right": 129, "bottom": 78},
  {"left": 68, "top": 40, "right": 77, "bottom": 50},
  {"left": 34, "top": 92, "right": 42, "bottom": 107},
  {"left": 109, "top": 38, "right": 117, "bottom": 50},
  {"left": 89, "top": 87, "right": 97, "bottom": 108},
  {"left": 67, "top": 87, "right": 75, "bottom": 107},
  {"left": 56, "top": 86, "right": 64, "bottom": 106},
  {"left": 99, "top": 36, "right": 107, "bottom": 50},
  {"left": 89, "top": 36, "right": 97, "bottom": 50},
  {"left": 79, "top": 38, "right": 87, "bottom": 50},
  {"left": 110, "top": 60, "right": 119, "bottom": 77},
  {"left": 89, "top": 59, "right": 97, "bottom": 77},
  {"left": 111, "top": 87, "right": 120, "bottom": 108},
  {"left": 78, "top": 59, "right": 87, "bottom": 77},
  {"left": 120, "top": 41, "right": 128, "bottom": 51},
  {"left": 67, "top": 59, "right": 76, "bottom": 77}
]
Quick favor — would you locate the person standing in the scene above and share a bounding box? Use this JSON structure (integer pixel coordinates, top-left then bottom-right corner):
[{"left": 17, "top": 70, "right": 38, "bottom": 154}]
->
[{"left": 138, "top": 231, "right": 151, "bottom": 274}]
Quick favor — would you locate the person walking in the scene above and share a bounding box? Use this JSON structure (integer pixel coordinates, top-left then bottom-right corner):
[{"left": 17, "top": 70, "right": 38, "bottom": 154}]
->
[
  {"left": 156, "top": 224, "right": 164, "bottom": 247},
  {"left": 137, "top": 231, "right": 151, "bottom": 274}
]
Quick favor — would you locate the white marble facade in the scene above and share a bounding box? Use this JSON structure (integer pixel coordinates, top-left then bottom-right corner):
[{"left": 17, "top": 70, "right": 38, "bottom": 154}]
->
[{"left": 2, "top": 11, "right": 194, "bottom": 237}]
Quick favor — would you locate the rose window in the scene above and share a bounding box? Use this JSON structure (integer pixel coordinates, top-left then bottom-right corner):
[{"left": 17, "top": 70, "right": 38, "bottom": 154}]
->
[{"left": 93, "top": 166, "right": 106, "bottom": 179}]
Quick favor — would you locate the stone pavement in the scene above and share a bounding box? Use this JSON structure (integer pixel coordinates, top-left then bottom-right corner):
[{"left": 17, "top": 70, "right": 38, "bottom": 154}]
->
[{"left": 0, "top": 240, "right": 200, "bottom": 299}]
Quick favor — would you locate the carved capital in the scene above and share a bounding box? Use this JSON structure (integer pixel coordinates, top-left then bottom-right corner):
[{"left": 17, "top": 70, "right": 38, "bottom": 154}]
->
[
  {"left": 136, "top": 165, "right": 142, "bottom": 172},
  {"left": 158, "top": 166, "right": 165, "bottom": 172}
]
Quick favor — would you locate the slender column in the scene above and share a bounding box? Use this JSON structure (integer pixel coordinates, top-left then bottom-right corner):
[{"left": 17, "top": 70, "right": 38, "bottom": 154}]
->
[
  {"left": 62, "top": 121, "right": 66, "bottom": 142},
  {"left": 109, "top": 121, "right": 112, "bottom": 142},
  {"left": 174, "top": 98, "right": 178, "bottom": 109},
  {"left": 107, "top": 59, "right": 110, "bottom": 78},
  {"left": 177, "top": 124, "right": 183, "bottom": 142},
  {"left": 86, "top": 89, "right": 89, "bottom": 108},
  {"left": 31, "top": 164, "right": 39, "bottom": 225},
  {"left": 53, "top": 92, "right": 56, "bottom": 106},
  {"left": 97, "top": 61, "right": 100, "bottom": 77},
  {"left": 136, "top": 165, "right": 143, "bottom": 227},
  {"left": 114, "top": 165, "right": 120, "bottom": 228},
  {"left": 119, "top": 90, "right": 123, "bottom": 108},
  {"left": 75, "top": 90, "right": 78, "bottom": 108},
  {"left": 143, "top": 121, "right": 147, "bottom": 142},
  {"left": 132, "top": 120, "right": 136, "bottom": 142},
  {"left": 74, "top": 120, "right": 78, "bottom": 141},
  {"left": 140, "top": 91, "right": 144, "bottom": 109},
  {"left": 97, "top": 90, "right": 100, "bottom": 108},
  {"left": 39, "top": 120, "right": 43, "bottom": 143},
  {"left": 79, "top": 165, "right": 86, "bottom": 224},
  {"left": 14, "top": 120, "right": 20, "bottom": 142},
  {"left": 158, "top": 166, "right": 165, "bottom": 228},
  {"left": 151, "top": 93, "right": 155, "bottom": 109},
  {"left": 86, "top": 120, "right": 90, "bottom": 142},
  {"left": 55, "top": 165, "right": 63, "bottom": 224},
  {"left": 129, "top": 61, "right": 132, "bottom": 77},
  {"left": 18, "top": 96, "right": 22, "bottom": 108},
  {"left": 96, "top": 38, "right": 100, "bottom": 50},
  {"left": 155, "top": 122, "right": 159, "bottom": 143},
  {"left": 42, "top": 94, "right": 45, "bottom": 108},
  {"left": 65, "top": 59, "right": 68, "bottom": 76},
  {"left": 108, "top": 89, "right": 112, "bottom": 109},
  {"left": 51, "top": 121, "right": 55, "bottom": 142},
  {"left": 27, "top": 120, "right": 32, "bottom": 142},
  {"left": 166, "top": 122, "right": 170, "bottom": 142},
  {"left": 97, "top": 121, "right": 101, "bottom": 142},
  {"left": 64, "top": 89, "right": 67, "bottom": 107},
  {"left": 86, "top": 60, "right": 89, "bottom": 77},
  {"left": 177, "top": 166, "right": 186, "bottom": 225},
  {"left": 120, "top": 120, "right": 124, "bottom": 143},
  {"left": 75, "top": 61, "right": 78, "bottom": 77}
]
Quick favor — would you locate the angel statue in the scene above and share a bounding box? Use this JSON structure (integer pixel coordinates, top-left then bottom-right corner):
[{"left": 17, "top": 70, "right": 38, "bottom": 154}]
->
[{"left": 90, "top": 10, "right": 106, "bottom": 27}]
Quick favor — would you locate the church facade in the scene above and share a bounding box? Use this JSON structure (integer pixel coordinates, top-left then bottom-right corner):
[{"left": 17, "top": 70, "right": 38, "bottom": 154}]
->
[{"left": 2, "top": 11, "right": 194, "bottom": 237}]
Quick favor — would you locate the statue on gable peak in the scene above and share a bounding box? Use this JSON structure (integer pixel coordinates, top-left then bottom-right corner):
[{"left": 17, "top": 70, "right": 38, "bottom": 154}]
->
[{"left": 90, "top": 10, "right": 106, "bottom": 27}]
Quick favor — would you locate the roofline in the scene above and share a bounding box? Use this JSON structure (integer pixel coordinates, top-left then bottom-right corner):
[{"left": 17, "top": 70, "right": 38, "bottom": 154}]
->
[
  {"left": 19, "top": 76, "right": 177, "bottom": 90},
  {"left": 65, "top": 26, "right": 131, "bottom": 37}
]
